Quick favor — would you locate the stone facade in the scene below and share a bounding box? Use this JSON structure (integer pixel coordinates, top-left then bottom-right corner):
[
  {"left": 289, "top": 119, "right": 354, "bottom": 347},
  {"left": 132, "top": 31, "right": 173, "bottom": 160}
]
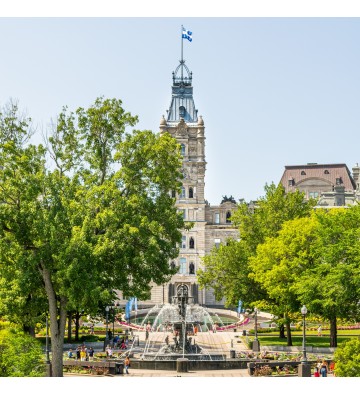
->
[
  {"left": 132, "top": 61, "right": 239, "bottom": 307},
  {"left": 280, "top": 163, "right": 360, "bottom": 207}
]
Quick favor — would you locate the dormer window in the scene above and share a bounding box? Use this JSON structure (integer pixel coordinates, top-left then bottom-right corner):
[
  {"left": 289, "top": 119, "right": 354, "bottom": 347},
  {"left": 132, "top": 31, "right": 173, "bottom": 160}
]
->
[{"left": 179, "top": 106, "right": 185, "bottom": 118}]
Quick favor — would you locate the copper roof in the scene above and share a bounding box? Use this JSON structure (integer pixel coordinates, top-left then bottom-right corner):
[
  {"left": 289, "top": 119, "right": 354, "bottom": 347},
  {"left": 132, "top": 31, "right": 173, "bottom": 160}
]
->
[{"left": 280, "top": 163, "right": 356, "bottom": 193}]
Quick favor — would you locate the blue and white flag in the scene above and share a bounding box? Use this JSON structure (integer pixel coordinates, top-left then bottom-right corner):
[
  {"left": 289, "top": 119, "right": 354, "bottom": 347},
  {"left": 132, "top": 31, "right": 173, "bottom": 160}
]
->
[
  {"left": 182, "top": 27, "right": 192, "bottom": 42},
  {"left": 133, "top": 297, "right": 138, "bottom": 312}
]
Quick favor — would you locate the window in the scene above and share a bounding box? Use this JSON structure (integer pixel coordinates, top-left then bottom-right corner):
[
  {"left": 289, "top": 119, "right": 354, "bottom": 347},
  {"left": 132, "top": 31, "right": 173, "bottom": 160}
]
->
[
  {"left": 324, "top": 170, "right": 330, "bottom": 174},
  {"left": 288, "top": 178, "right": 295, "bottom": 186},
  {"left": 309, "top": 192, "right": 319, "bottom": 199},
  {"left": 214, "top": 212, "right": 220, "bottom": 224},
  {"left": 179, "top": 106, "right": 185, "bottom": 118},
  {"left": 301, "top": 171, "right": 306, "bottom": 175},
  {"left": 179, "top": 258, "right": 187, "bottom": 274},
  {"left": 214, "top": 238, "right": 221, "bottom": 248},
  {"left": 178, "top": 209, "right": 186, "bottom": 219},
  {"left": 181, "top": 235, "right": 186, "bottom": 249},
  {"left": 226, "top": 211, "right": 231, "bottom": 223},
  {"left": 189, "top": 187, "right": 194, "bottom": 198},
  {"left": 189, "top": 262, "right": 195, "bottom": 275},
  {"left": 180, "top": 144, "right": 186, "bottom": 156},
  {"left": 189, "top": 237, "right": 195, "bottom": 249},
  {"left": 336, "top": 177, "right": 342, "bottom": 185},
  {"left": 171, "top": 190, "right": 176, "bottom": 198},
  {"left": 180, "top": 186, "right": 185, "bottom": 198}
]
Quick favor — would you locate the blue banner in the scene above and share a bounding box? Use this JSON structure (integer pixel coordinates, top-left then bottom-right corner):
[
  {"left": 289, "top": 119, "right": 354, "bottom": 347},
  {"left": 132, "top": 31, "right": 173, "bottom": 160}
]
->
[{"left": 237, "top": 300, "right": 242, "bottom": 314}]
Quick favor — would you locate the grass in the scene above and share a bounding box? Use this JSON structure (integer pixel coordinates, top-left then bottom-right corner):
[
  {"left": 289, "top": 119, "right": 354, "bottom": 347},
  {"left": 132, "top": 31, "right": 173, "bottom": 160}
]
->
[{"left": 257, "top": 330, "right": 360, "bottom": 347}]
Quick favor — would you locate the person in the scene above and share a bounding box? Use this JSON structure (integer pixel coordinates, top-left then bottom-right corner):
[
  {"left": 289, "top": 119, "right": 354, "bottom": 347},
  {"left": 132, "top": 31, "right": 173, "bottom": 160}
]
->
[
  {"left": 76, "top": 346, "right": 81, "bottom": 360},
  {"left": 145, "top": 322, "right": 151, "bottom": 340},
  {"left": 67, "top": 349, "right": 74, "bottom": 358},
  {"left": 314, "top": 367, "right": 320, "bottom": 377},
  {"left": 124, "top": 356, "right": 130, "bottom": 374},
  {"left": 88, "top": 347, "right": 94, "bottom": 361},
  {"left": 194, "top": 325, "right": 198, "bottom": 336},
  {"left": 89, "top": 323, "right": 94, "bottom": 335},
  {"left": 317, "top": 325, "right": 322, "bottom": 337},
  {"left": 320, "top": 360, "right": 328, "bottom": 377},
  {"left": 80, "top": 347, "right": 86, "bottom": 361}
]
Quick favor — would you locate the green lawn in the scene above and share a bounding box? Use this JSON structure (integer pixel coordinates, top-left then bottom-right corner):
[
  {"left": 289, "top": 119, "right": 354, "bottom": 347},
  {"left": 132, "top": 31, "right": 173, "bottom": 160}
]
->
[{"left": 257, "top": 331, "right": 359, "bottom": 347}]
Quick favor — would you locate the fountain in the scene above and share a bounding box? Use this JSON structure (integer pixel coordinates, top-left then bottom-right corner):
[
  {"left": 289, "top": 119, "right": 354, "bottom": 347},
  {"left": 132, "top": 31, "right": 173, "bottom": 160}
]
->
[{"left": 133, "top": 284, "right": 227, "bottom": 361}]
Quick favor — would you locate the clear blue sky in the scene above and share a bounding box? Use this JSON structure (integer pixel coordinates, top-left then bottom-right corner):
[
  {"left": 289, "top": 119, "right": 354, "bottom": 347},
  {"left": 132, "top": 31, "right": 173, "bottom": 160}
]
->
[{"left": 1, "top": 14, "right": 360, "bottom": 204}]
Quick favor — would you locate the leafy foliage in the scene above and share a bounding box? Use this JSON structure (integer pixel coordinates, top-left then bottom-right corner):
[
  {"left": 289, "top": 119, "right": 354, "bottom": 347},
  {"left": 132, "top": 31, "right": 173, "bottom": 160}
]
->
[
  {"left": 334, "top": 337, "right": 360, "bottom": 377},
  {"left": 0, "top": 326, "right": 45, "bottom": 377}
]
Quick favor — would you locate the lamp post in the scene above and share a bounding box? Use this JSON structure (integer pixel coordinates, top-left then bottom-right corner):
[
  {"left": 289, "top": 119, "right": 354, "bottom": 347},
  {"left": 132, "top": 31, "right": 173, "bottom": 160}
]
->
[
  {"left": 252, "top": 308, "right": 260, "bottom": 351},
  {"left": 103, "top": 306, "right": 110, "bottom": 351},
  {"left": 298, "top": 304, "right": 311, "bottom": 377}
]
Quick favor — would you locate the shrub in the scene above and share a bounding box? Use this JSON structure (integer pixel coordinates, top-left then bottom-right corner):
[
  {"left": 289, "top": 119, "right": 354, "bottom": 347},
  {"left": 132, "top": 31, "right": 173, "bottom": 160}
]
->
[
  {"left": 0, "top": 328, "right": 45, "bottom": 377},
  {"left": 253, "top": 365, "right": 273, "bottom": 376},
  {"left": 334, "top": 337, "right": 360, "bottom": 377}
]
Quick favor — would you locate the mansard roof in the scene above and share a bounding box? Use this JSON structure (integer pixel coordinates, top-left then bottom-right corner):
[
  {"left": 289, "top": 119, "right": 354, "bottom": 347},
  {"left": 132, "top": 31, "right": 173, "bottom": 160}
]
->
[{"left": 280, "top": 163, "right": 356, "bottom": 192}]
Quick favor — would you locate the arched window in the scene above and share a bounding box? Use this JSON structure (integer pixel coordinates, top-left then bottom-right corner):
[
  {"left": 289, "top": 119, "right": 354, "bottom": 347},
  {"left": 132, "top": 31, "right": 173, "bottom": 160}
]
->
[
  {"left": 180, "top": 144, "right": 186, "bottom": 156},
  {"left": 301, "top": 170, "right": 306, "bottom": 175},
  {"left": 189, "top": 237, "right": 195, "bottom": 249},
  {"left": 179, "top": 106, "right": 185, "bottom": 118},
  {"left": 180, "top": 186, "right": 186, "bottom": 198},
  {"left": 226, "top": 211, "right": 231, "bottom": 223},
  {"left": 189, "top": 187, "right": 194, "bottom": 198},
  {"left": 324, "top": 170, "right": 330, "bottom": 174}
]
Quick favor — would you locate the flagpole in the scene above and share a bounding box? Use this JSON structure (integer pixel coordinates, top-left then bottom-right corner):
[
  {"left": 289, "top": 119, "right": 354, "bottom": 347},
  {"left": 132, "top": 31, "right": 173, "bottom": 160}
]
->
[{"left": 181, "top": 25, "right": 183, "bottom": 81}]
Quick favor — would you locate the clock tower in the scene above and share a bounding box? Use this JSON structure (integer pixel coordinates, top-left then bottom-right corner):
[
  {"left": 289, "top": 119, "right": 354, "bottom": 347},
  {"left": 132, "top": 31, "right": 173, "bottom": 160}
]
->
[{"left": 159, "top": 59, "right": 207, "bottom": 304}]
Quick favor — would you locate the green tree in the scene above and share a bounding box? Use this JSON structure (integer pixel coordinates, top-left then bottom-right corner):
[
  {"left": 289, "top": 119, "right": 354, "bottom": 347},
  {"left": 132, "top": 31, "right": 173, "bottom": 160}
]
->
[
  {"left": 333, "top": 338, "right": 360, "bottom": 377},
  {"left": 0, "top": 98, "right": 184, "bottom": 376},
  {"left": 0, "top": 326, "right": 45, "bottom": 377},
  {"left": 198, "top": 183, "right": 315, "bottom": 340},
  {"left": 295, "top": 206, "right": 360, "bottom": 347},
  {"left": 249, "top": 216, "right": 318, "bottom": 345}
]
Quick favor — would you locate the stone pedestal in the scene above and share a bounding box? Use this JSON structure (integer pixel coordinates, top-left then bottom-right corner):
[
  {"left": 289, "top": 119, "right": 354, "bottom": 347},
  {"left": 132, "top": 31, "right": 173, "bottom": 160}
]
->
[
  {"left": 298, "top": 362, "right": 312, "bottom": 377},
  {"left": 252, "top": 339, "right": 260, "bottom": 352},
  {"left": 177, "top": 358, "right": 189, "bottom": 372}
]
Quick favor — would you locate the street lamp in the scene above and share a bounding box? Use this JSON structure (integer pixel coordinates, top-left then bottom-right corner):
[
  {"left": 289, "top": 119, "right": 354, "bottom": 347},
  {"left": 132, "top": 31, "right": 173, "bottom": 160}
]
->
[
  {"left": 298, "top": 304, "right": 311, "bottom": 377},
  {"left": 103, "top": 306, "right": 110, "bottom": 351},
  {"left": 301, "top": 305, "right": 307, "bottom": 363},
  {"left": 252, "top": 308, "right": 260, "bottom": 351}
]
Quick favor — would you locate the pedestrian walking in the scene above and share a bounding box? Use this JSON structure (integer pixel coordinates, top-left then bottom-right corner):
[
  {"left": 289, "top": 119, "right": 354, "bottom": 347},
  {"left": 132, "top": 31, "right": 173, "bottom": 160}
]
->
[
  {"left": 320, "top": 360, "right": 328, "bottom": 377},
  {"left": 317, "top": 325, "right": 322, "bottom": 337},
  {"left": 124, "top": 356, "right": 130, "bottom": 374}
]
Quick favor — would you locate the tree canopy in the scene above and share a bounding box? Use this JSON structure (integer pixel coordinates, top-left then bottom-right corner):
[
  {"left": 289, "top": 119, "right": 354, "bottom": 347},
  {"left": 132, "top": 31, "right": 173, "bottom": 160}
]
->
[{"left": 0, "top": 98, "right": 185, "bottom": 376}]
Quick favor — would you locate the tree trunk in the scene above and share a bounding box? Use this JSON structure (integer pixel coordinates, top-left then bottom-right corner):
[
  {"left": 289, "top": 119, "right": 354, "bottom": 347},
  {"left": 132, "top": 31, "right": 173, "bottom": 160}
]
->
[
  {"left": 23, "top": 324, "right": 36, "bottom": 337},
  {"left": 285, "top": 320, "right": 292, "bottom": 346},
  {"left": 329, "top": 316, "right": 337, "bottom": 347},
  {"left": 75, "top": 311, "right": 80, "bottom": 341},
  {"left": 41, "top": 265, "right": 67, "bottom": 377},
  {"left": 67, "top": 312, "right": 72, "bottom": 342},
  {"left": 279, "top": 323, "right": 286, "bottom": 339}
]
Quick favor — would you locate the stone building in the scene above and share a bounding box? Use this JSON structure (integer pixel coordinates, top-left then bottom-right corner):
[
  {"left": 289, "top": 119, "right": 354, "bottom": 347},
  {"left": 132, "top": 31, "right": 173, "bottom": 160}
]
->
[
  {"left": 279, "top": 162, "right": 360, "bottom": 207},
  {"left": 133, "top": 60, "right": 239, "bottom": 308}
]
